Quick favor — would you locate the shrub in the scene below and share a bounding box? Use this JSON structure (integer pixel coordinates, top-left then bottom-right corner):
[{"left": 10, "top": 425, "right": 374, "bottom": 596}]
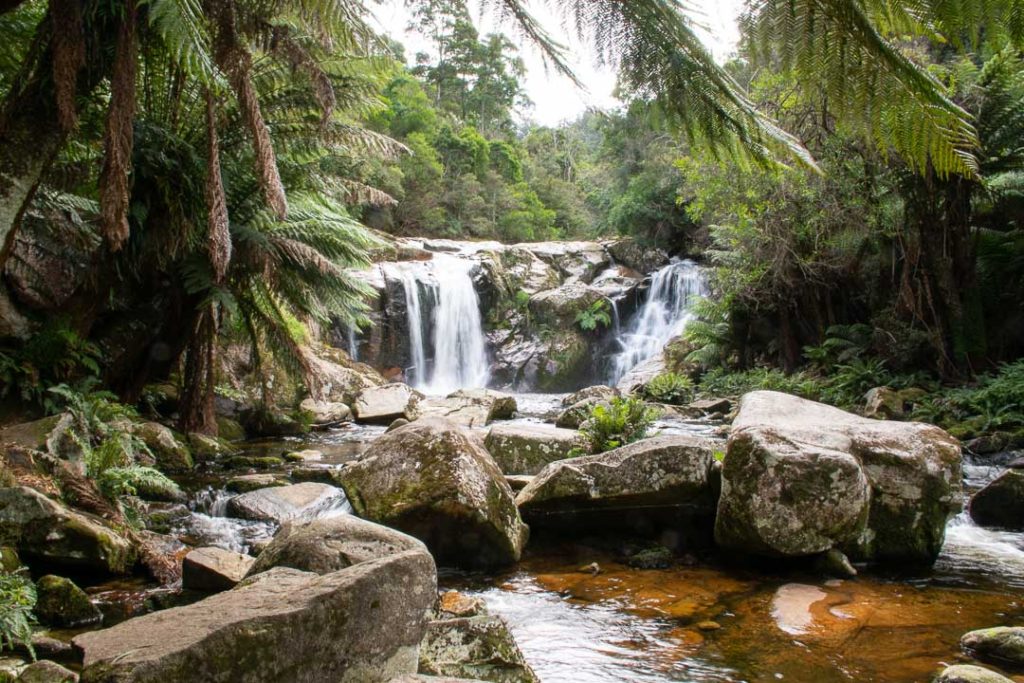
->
[
  {"left": 643, "top": 372, "right": 694, "bottom": 405},
  {"left": 574, "top": 299, "right": 612, "bottom": 332},
  {"left": 698, "top": 367, "right": 825, "bottom": 400},
  {"left": 0, "top": 570, "right": 35, "bottom": 657},
  {"left": 577, "top": 397, "right": 659, "bottom": 454}
]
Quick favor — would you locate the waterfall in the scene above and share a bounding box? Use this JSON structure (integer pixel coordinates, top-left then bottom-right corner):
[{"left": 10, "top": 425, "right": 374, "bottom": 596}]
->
[
  {"left": 392, "top": 255, "right": 489, "bottom": 394},
  {"left": 608, "top": 259, "right": 706, "bottom": 384},
  {"left": 426, "top": 254, "right": 490, "bottom": 394},
  {"left": 346, "top": 325, "right": 359, "bottom": 362}
]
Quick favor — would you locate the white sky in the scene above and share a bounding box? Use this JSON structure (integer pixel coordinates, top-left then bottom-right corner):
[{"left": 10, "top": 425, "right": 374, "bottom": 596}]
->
[{"left": 370, "top": 0, "right": 743, "bottom": 126}]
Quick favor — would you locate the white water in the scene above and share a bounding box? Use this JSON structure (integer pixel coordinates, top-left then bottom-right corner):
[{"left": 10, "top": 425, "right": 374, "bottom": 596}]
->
[
  {"left": 608, "top": 259, "right": 706, "bottom": 384},
  {"left": 392, "top": 255, "right": 489, "bottom": 394}
]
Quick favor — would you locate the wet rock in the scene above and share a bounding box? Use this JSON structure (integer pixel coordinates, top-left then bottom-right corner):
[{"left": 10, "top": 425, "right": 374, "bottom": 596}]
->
[
  {"left": 75, "top": 552, "right": 437, "bottom": 683},
  {"left": 15, "top": 660, "right": 78, "bottom": 683},
  {"left": 554, "top": 398, "right": 608, "bottom": 429},
  {"left": 615, "top": 356, "right": 665, "bottom": 394},
  {"left": 387, "top": 418, "right": 410, "bottom": 432},
  {"left": 284, "top": 449, "right": 323, "bottom": 463},
  {"left": 225, "top": 474, "right": 287, "bottom": 493},
  {"left": 226, "top": 483, "right": 349, "bottom": 524},
  {"left": 863, "top": 387, "right": 905, "bottom": 419},
  {"left": 528, "top": 283, "right": 604, "bottom": 326},
  {"left": 607, "top": 238, "right": 668, "bottom": 274},
  {"left": 215, "top": 417, "right": 246, "bottom": 442},
  {"left": 532, "top": 331, "right": 590, "bottom": 392},
  {"left": 969, "top": 470, "right": 1024, "bottom": 530},
  {"left": 246, "top": 516, "right": 427, "bottom": 576},
  {"left": 624, "top": 545, "right": 674, "bottom": 569},
  {"left": 484, "top": 424, "right": 582, "bottom": 475},
  {"left": 353, "top": 384, "right": 423, "bottom": 424},
  {"left": 688, "top": 398, "right": 732, "bottom": 415},
  {"left": 961, "top": 626, "right": 1024, "bottom": 667},
  {"left": 187, "top": 433, "right": 236, "bottom": 462},
  {"left": 437, "top": 591, "right": 487, "bottom": 619},
  {"left": 715, "top": 391, "right": 962, "bottom": 566},
  {"left": 562, "top": 385, "right": 619, "bottom": 407},
  {"left": 419, "top": 616, "right": 539, "bottom": 683},
  {"left": 517, "top": 435, "right": 720, "bottom": 543},
  {"left": 182, "top": 547, "right": 255, "bottom": 591},
  {"left": 0, "top": 487, "right": 135, "bottom": 576},
  {"left": 935, "top": 665, "right": 1015, "bottom": 683},
  {"left": 813, "top": 548, "right": 858, "bottom": 578},
  {"left": 337, "top": 418, "right": 528, "bottom": 569},
  {"left": 224, "top": 455, "right": 285, "bottom": 470},
  {"left": 134, "top": 422, "right": 193, "bottom": 473},
  {"left": 299, "top": 398, "right": 352, "bottom": 427},
  {"left": 34, "top": 575, "right": 102, "bottom": 628}
]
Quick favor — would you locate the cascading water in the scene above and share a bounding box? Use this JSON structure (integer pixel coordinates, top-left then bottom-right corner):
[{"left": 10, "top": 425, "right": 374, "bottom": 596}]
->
[
  {"left": 393, "top": 254, "right": 490, "bottom": 394},
  {"left": 608, "top": 259, "right": 706, "bottom": 384}
]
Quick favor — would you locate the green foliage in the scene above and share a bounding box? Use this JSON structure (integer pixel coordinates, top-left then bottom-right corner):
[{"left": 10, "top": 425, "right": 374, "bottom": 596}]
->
[
  {"left": 96, "top": 466, "right": 181, "bottom": 502},
  {"left": 576, "top": 397, "right": 659, "bottom": 455},
  {"left": 574, "top": 299, "right": 612, "bottom": 332},
  {"left": 643, "top": 372, "right": 695, "bottom": 405},
  {"left": 912, "top": 360, "right": 1024, "bottom": 436},
  {"left": 0, "top": 321, "right": 102, "bottom": 411},
  {"left": 0, "top": 570, "right": 35, "bottom": 658},
  {"left": 698, "top": 367, "right": 826, "bottom": 402}
]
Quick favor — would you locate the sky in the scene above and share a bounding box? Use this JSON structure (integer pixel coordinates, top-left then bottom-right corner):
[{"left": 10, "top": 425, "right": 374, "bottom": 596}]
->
[{"left": 370, "top": 0, "right": 743, "bottom": 126}]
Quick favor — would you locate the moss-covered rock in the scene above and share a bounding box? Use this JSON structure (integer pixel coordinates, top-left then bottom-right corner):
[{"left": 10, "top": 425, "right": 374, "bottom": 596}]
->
[
  {"left": 419, "top": 615, "right": 539, "bottom": 683},
  {"left": 215, "top": 417, "right": 247, "bottom": 442},
  {"left": 337, "top": 418, "right": 528, "bottom": 569},
  {"left": 715, "top": 391, "right": 962, "bottom": 567},
  {"left": 134, "top": 422, "right": 193, "bottom": 473},
  {"left": 534, "top": 331, "right": 589, "bottom": 392},
  {"left": 935, "top": 665, "right": 1014, "bottom": 683},
  {"left": 15, "top": 660, "right": 78, "bottom": 683},
  {"left": 187, "top": 432, "right": 236, "bottom": 462},
  {"left": 225, "top": 474, "right": 288, "bottom": 493},
  {"left": 0, "top": 547, "right": 20, "bottom": 572},
  {"left": 969, "top": 470, "right": 1024, "bottom": 530},
  {"left": 0, "top": 487, "right": 135, "bottom": 576},
  {"left": 35, "top": 575, "right": 102, "bottom": 628},
  {"left": 483, "top": 424, "right": 582, "bottom": 475},
  {"left": 961, "top": 626, "right": 1024, "bottom": 667},
  {"left": 224, "top": 455, "right": 285, "bottom": 470}
]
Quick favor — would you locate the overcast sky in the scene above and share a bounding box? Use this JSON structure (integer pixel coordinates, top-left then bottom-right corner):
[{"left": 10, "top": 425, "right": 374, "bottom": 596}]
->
[{"left": 370, "top": 1, "right": 743, "bottom": 126}]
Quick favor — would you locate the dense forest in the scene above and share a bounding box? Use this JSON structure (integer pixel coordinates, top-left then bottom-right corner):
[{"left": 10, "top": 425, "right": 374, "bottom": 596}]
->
[{"left": 1, "top": 0, "right": 1024, "bottom": 681}]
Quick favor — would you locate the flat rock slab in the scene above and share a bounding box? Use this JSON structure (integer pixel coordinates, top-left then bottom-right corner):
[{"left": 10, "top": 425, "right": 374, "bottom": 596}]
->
[
  {"left": 226, "top": 483, "right": 350, "bottom": 524},
  {"left": 182, "top": 547, "right": 255, "bottom": 591},
  {"left": 353, "top": 384, "right": 423, "bottom": 424},
  {"left": 484, "top": 424, "right": 582, "bottom": 475},
  {"left": 225, "top": 474, "right": 287, "bottom": 494},
  {"left": 75, "top": 552, "right": 437, "bottom": 683},
  {"left": 516, "top": 434, "right": 719, "bottom": 542}
]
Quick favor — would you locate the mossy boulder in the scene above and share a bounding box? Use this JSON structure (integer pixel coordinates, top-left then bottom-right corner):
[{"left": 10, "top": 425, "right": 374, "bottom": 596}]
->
[
  {"left": 225, "top": 474, "right": 287, "bottom": 493},
  {"left": 418, "top": 615, "right": 538, "bottom": 683},
  {"left": 0, "top": 487, "right": 135, "bottom": 576},
  {"left": 961, "top": 626, "right": 1024, "bottom": 667},
  {"left": 15, "top": 660, "right": 78, "bottom": 683},
  {"left": 246, "top": 516, "right": 427, "bottom": 577},
  {"left": 483, "top": 424, "right": 582, "bottom": 475},
  {"left": 134, "top": 422, "right": 193, "bottom": 472},
  {"left": 516, "top": 434, "right": 720, "bottom": 543},
  {"left": 533, "top": 332, "right": 589, "bottom": 393},
  {"left": 215, "top": 417, "right": 247, "bottom": 442},
  {"left": 969, "top": 470, "right": 1024, "bottom": 530},
  {"left": 75, "top": 552, "right": 437, "bottom": 683},
  {"left": 187, "top": 433, "right": 236, "bottom": 462},
  {"left": 0, "top": 546, "right": 20, "bottom": 572},
  {"left": 224, "top": 455, "right": 285, "bottom": 470},
  {"left": 336, "top": 418, "right": 528, "bottom": 569},
  {"left": 34, "top": 575, "right": 102, "bottom": 628},
  {"left": 715, "top": 391, "right": 962, "bottom": 567},
  {"left": 527, "top": 283, "right": 603, "bottom": 327}
]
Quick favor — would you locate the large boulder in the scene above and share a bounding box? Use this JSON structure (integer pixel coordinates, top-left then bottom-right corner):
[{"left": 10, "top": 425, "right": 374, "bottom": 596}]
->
[
  {"left": 516, "top": 241, "right": 609, "bottom": 283},
  {"left": 182, "top": 547, "right": 255, "bottom": 591},
  {"left": 0, "top": 487, "right": 135, "bottom": 576},
  {"left": 419, "top": 616, "right": 538, "bottom": 683},
  {"left": 969, "top": 470, "right": 1024, "bottom": 530},
  {"left": 516, "top": 435, "right": 720, "bottom": 544},
  {"left": 961, "top": 626, "right": 1024, "bottom": 667},
  {"left": 353, "top": 384, "right": 423, "bottom": 424},
  {"left": 75, "top": 551, "right": 437, "bottom": 683},
  {"left": 246, "top": 516, "right": 427, "bottom": 576},
  {"left": 527, "top": 283, "right": 603, "bottom": 327},
  {"left": 419, "top": 390, "right": 517, "bottom": 428},
  {"left": 714, "top": 391, "right": 962, "bottom": 566},
  {"left": 606, "top": 238, "right": 668, "bottom": 274},
  {"left": 226, "top": 483, "right": 350, "bottom": 524},
  {"left": 34, "top": 575, "right": 102, "bottom": 628},
  {"left": 299, "top": 398, "right": 352, "bottom": 428},
  {"left": 336, "top": 418, "right": 528, "bottom": 569},
  {"left": 484, "top": 424, "right": 582, "bottom": 475}
]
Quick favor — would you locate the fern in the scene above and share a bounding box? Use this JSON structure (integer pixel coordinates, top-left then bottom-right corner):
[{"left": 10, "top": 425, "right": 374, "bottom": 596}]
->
[
  {"left": 576, "top": 397, "right": 660, "bottom": 454},
  {"left": 0, "top": 570, "right": 35, "bottom": 658}
]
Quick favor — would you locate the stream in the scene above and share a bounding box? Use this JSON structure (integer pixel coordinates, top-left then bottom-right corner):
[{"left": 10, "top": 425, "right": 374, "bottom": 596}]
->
[{"left": 137, "top": 393, "right": 1024, "bottom": 683}]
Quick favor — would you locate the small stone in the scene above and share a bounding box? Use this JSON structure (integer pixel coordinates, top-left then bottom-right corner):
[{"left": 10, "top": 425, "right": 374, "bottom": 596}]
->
[
  {"left": 696, "top": 621, "right": 721, "bottom": 632},
  {"left": 284, "top": 449, "right": 323, "bottom": 463},
  {"left": 386, "top": 418, "right": 410, "bottom": 432},
  {"left": 961, "top": 626, "right": 1024, "bottom": 667},
  {"left": 813, "top": 548, "right": 858, "bottom": 578},
  {"left": 34, "top": 576, "right": 101, "bottom": 629},
  {"left": 579, "top": 562, "right": 601, "bottom": 575},
  {"left": 935, "top": 664, "right": 1015, "bottom": 683},
  {"left": 438, "top": 591, "right": 487, "bottom": 618}
]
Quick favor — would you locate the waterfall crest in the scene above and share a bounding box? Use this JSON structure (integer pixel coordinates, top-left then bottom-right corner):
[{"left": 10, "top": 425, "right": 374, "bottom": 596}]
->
[
  {"left": 608, "top": 259, "right": 706, "bottom": 384},
  {"left": 393, "top": 254, "right": 490, "bottom": 394}
]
